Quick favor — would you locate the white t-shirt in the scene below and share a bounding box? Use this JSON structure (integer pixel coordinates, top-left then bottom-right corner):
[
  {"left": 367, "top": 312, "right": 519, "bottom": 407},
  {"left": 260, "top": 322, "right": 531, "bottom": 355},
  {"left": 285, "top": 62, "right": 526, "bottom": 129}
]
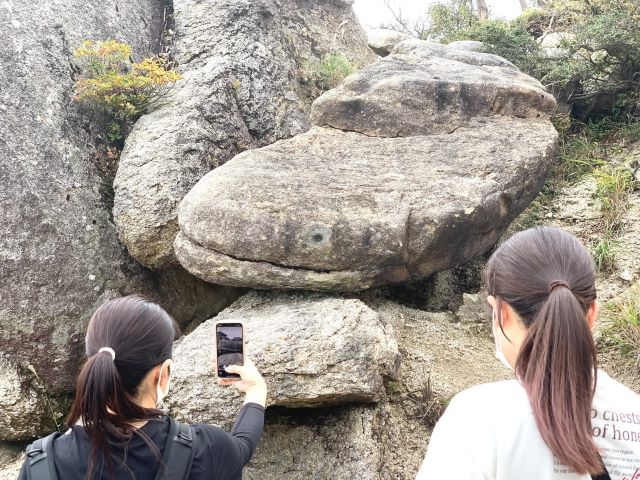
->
[{"left": 417, "top": 370, "right": 640, "bottom": 480}]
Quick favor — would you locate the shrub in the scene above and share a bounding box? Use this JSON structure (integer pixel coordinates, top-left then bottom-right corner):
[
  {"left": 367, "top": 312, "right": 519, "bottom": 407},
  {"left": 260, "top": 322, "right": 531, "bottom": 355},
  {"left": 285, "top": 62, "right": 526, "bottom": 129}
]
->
[
  {"left": 591, "top": 237, "right": 617, "bottom": 273},
  {"left": 424, "top": 0, "right": 478, "bottom": 43},
  {"left": 463, "top": 19, "right": 552, "bottom": 78},
  {"left": 74, "top": 40, "right": 181, "bottom": 145},
  {"left": 302, "top": 53, "right": 356, "bottom": 99},
  {"left": 422, "top": 1, "right": 552, "bottom": 78},
  {"left": 599, "top": 284, "right": 640, "bottom": 375},
  {"left": 594, "top": 165, "right": 635, "bottom": 233},
  {"left": 543, "top": 1, "right": 640, "bottom": 119}
]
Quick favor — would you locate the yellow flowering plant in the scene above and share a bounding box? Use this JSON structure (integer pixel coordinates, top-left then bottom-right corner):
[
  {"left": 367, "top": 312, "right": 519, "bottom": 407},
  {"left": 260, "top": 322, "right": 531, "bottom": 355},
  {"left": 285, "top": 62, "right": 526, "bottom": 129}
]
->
[{"left": 73, "top": 40, "right": 181, "bottom": 144}]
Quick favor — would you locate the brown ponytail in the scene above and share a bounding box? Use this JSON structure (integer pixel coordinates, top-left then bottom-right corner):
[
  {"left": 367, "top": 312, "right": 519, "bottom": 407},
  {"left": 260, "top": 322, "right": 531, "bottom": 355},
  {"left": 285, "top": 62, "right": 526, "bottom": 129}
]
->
[
  {"left": 66, "top": 296, "right": 179, "bottom": 478},
  {"left": 485, "top": 227, "right": 602, "bottom": 475}
]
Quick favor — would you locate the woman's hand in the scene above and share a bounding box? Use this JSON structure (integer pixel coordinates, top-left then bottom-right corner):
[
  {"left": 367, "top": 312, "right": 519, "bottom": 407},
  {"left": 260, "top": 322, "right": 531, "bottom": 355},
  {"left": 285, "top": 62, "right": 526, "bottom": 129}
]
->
[{"left": 217, "top": 357, "right": 267, "bottom": 407}]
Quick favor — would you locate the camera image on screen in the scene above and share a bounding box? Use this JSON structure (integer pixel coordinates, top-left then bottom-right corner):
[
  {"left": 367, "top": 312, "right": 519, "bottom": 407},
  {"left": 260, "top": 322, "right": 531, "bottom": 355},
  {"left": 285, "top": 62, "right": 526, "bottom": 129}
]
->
[{"left": 216, "top": 324, "right": 244, "bottom": 378}]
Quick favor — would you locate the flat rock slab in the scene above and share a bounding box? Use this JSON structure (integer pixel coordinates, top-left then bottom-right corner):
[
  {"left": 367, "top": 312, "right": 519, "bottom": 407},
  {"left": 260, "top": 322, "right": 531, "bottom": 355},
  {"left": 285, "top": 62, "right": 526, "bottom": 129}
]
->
[
  {"left": 312, "top": 39, "right": 556, "bottom": 137},
  {"left": 167, "top": 291, "right": 400, "bottom": 428},
  {"left": 175, "top": 118, "right": 557, "bottom": 291}
]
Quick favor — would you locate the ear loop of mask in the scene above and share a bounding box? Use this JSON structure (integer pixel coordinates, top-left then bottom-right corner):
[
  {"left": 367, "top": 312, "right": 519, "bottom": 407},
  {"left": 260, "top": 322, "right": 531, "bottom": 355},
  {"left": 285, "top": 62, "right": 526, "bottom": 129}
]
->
[
  {"left": 493, "top": 296, "right": 513, "bottom": 370},
  {"left": 156, "top": 359, "right": 173, "bottom": 407}
]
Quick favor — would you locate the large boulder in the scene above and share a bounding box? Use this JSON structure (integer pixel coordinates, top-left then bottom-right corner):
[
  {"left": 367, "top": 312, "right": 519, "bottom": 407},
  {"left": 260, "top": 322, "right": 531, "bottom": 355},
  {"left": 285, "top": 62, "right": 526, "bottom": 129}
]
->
[
  {"left": 312, "top": 39, "right": 556, "bottom": 137},
  {"left": 367, "top": 28, "right": 413, "bottom": 57},
  {"left": 175, "top": 118, "right": 557, "bottom": 291},
  {"left": 0, "top": 0, "right": 237, "bottom": 440},
  {"left": 113, "top": 0, "right": 375, "bottom": 269},
  {"left": 167, "top": 291, "right": 400, "bottom": 428}
]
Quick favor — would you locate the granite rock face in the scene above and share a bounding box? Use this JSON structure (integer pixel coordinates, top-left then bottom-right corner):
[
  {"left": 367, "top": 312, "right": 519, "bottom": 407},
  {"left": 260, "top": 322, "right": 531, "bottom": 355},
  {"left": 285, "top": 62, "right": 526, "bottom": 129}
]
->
[
  {"left": 175, "top": 119, "right": 557, "bottom": 291},
  {"left": 167, "top": 291, "right": 400, "bottom": 428},
  {"left": 234, "top": 299, "right": 511, "bottom": 479},
  {"left": 0, "top": 443, "right": 24, "bottom": 480},
  {"left": 0, "top": 355, "right": 55, "bottom": 441},
  {"left": 447, "top": 40, "right": 485, "bottom": 52},
  {"left": 113, "top": 0, "right": 374, "bottom": 268},
  {"left": 0, "top": 0, "right": 238, "bottom": 440}
]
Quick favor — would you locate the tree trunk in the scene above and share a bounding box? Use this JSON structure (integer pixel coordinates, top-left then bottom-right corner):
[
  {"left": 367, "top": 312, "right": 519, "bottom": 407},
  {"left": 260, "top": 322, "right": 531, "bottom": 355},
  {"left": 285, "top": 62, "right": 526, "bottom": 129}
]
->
[
  {"left": 475, "top": 0, "right": 489, "bottom": 20},
  {"left": 519, "top": 0, "right": 528, "bottom": 11}
]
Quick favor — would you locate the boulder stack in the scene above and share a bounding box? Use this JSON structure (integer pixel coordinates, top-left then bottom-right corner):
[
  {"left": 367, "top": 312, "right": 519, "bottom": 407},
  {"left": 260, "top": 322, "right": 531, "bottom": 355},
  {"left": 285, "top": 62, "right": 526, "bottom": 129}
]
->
[{"left": 175, "top": 40, "right": 558, "bottom": 291}]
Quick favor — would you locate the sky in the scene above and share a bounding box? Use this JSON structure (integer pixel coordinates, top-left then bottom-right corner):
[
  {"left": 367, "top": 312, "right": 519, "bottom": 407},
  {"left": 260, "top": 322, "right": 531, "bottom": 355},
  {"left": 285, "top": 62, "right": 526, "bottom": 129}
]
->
[{"left": 352, "top": 0, "right": 523, "bottom": 31}]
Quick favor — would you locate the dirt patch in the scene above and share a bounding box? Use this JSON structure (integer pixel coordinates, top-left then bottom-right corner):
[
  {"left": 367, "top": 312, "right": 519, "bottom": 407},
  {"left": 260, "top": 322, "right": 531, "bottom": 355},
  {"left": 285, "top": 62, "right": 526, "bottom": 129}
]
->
[{"left": 372, "top": 300, "right": 512, "bottom": 479}]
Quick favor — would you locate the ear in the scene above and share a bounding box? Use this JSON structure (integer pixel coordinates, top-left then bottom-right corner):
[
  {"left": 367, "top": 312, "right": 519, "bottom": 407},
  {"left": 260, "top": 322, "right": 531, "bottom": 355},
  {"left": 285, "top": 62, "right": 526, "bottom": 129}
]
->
[
  {"left": 587, "top": 301, "right": 599, "bottom": 331},
  {"left": 487, "top": 295, "right": 497, "bottom": 310},
  {"left": 500, "top": 300, "right": 514, "bottom": 328},
  {"left": 152, "top": 364, "right": 162, "bottom": 384}
]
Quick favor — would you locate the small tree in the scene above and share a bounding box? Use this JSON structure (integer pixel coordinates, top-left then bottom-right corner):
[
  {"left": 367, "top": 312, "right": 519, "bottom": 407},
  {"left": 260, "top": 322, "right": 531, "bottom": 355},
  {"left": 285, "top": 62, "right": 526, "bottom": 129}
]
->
[
  {"left": 425, "top": 0, "right": 479, "bottom": 42},
  {"left": 74, "top": 40, "right": 181, "bottom": 146}
]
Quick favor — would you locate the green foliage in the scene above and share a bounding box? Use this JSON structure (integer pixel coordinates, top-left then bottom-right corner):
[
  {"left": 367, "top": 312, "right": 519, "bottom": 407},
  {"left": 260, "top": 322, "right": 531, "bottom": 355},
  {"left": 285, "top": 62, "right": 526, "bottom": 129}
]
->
[
  {"left": 594, "top": 165, "right": 635, "bottom": 233},
  {"left": 423, "top": 1, "right": 551, "bottom": 77},
  {"left": 302, "top": 53, "right": 356, "bottom": 98},
  {"left": 591, "top": 236, "right": 617, "bottom": 273},
  {"left": 424, "top": 0, "right": 478, "bottom": 42},
  {"left": 464, "top": 19, "right": 551, "bottom": 78},
  {"left": 516, "top": 8, "right": 553, "bottom": 38},
  {"left": 599, "top": 284, "right": 640, "bottom": 373},
  {"left": 542, "top": 1, "right": 640, "bottom": 118},
  {"left": 73, "top": 39, "right": 181, "bottom": 146}
]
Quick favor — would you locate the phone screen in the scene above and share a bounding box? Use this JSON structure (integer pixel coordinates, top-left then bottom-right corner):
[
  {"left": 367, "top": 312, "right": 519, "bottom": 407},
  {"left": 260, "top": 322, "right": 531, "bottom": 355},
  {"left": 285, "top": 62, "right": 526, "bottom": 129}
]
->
[{"left": 216, "top": 323, "right": 244, "bottom": 378}]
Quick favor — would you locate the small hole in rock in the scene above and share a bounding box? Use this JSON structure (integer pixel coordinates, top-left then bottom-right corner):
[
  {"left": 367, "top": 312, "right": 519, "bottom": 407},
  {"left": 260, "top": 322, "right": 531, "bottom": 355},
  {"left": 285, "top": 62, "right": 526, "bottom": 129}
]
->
[{"left": 312, "top": 233, "right": 323, "bottom": 243}]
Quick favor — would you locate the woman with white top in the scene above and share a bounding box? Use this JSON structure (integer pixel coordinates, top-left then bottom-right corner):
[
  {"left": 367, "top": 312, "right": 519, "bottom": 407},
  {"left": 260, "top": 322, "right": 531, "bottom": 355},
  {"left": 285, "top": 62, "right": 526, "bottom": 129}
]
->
[{"left": 417, "top": 226, "right": 640, "bottom": 480}]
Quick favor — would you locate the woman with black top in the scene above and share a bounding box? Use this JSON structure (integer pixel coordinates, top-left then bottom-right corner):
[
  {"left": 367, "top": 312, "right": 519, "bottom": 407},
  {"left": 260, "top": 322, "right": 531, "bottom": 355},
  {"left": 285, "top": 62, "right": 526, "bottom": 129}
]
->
[{"left": 18, "top": 295, "right": 266, "bottom": 480}]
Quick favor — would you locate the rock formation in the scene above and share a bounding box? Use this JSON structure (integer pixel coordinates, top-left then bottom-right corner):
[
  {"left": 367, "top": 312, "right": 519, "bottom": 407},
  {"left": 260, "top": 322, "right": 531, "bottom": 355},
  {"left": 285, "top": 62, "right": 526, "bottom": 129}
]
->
[
  {"left": 367, "top": 28, "right": 413, "bottom": 56},
  {"left": 312, "top": 40, "right": 556, "bottom": 136},
  {"left": 0, "top": 0, "right": 237, "bottom": 440},
  {"left": 175, "top": 40, "right": 558, "bottom": 291},
  {"left": 0, "top": 3, "right": 559, "bottom": 477},
  {"left": 0, "top": 355, "right": 55, "bottom": 441},
  {"left": 168, "top": 291, "right": 400, "bottom": 428},
  {"left": 447, "top": 40, "right": 485, "bottom": 52},
  {"left": 113, "top": 0, "right": 374, "bottom": 269},
  {"left": 176, "top": 296, "right": 511, "bottom": 479}
]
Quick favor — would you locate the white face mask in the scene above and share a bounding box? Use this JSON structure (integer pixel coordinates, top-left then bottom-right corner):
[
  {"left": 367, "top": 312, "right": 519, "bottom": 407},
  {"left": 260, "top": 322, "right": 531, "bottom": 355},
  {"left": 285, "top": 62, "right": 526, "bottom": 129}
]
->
[
  {"left": 492, "top": 310, "right": 513, "bottom": 370},
  {"left": 156, "top": 359, "right": 173, "bottom": 407}
]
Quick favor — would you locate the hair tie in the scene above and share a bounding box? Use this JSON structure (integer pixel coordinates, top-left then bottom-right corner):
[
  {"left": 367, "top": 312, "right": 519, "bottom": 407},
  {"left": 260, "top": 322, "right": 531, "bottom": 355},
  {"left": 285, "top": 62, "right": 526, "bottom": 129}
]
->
[
  {"left": 548, "top": 280, "right": 571, "bottom": 295},
  {"left": 98, "top": 347, "right": 116, "bottom": 361}
]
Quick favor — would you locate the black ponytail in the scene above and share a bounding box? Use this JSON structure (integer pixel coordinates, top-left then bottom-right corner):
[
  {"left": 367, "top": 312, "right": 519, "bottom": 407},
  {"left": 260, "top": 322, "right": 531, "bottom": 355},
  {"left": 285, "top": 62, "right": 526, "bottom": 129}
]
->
[{"left": 66, "top": 296, "right": 179, "bottom": 478}]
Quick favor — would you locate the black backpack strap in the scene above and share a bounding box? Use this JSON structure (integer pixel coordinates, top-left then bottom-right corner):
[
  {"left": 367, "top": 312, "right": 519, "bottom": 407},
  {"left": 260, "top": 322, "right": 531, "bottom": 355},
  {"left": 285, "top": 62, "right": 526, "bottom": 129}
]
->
[
  {"left": 155, "top": 417, "right": 197, "bottom": 480},
  {"left": 25, "top": 432, "right": 60, "bottom": 480}
]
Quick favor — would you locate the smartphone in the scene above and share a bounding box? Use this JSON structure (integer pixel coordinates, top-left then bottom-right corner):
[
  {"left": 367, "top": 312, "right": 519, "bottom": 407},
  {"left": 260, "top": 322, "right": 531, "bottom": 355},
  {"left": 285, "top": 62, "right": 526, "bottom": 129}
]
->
[{"left": 215, "top": 321, "right": 245, "bottom": 379}]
